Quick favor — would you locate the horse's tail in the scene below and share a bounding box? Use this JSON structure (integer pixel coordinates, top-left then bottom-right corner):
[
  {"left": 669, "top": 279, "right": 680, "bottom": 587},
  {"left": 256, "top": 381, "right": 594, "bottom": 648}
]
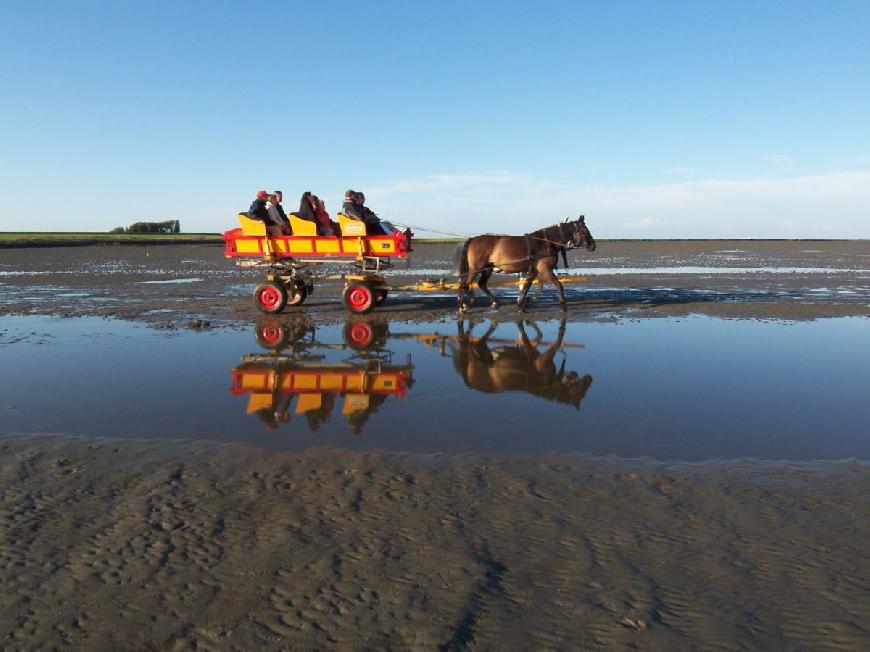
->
[{"left": 451, "top": 239, "right": 471, "bottom": 277}]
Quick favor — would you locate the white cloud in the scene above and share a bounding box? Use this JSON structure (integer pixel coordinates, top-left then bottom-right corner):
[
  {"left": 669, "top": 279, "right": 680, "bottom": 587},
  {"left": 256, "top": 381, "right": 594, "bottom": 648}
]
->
[
  {"left": 365, "top": 170, "right": 870, "bottom": 238},
  {"left": 31, "top": 169, "right": 865, "bottom": 237},
  {"left": 624, "top": 216, "right": 660, "bottom": 229}
]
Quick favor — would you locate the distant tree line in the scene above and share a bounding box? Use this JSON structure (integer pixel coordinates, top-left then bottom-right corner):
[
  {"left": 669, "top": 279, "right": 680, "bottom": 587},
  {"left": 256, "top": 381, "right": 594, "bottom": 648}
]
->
[{"left": 110, "top": 220, "right": 180, "bottom": 234}]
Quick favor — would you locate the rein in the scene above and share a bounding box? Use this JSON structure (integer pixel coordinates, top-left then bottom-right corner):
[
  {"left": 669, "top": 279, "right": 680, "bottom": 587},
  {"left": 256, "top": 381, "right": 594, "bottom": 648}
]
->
[
  {"left": 477, "top": 226, "right": 573, "bottom": 272},
  {"left": 524, "top": 223, "right": 576, "bottom": 249}
]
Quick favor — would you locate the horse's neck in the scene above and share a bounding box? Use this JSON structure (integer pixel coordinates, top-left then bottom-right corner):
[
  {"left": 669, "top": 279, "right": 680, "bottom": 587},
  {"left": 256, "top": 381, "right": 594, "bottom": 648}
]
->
[{"left": 527, "top": 224, "right": 566, "bottom": 243}]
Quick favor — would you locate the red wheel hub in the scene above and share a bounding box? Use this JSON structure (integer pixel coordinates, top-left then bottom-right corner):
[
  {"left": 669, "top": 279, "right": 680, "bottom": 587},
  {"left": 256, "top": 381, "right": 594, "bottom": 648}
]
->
[
  {"left": 348, "top": 286, "right": 372, "bottom": 309},
  {"left": 257, "top": 285, "right": 281, "bottom": 308},
  {"left": 348, "top": 322, "right": 373, "bottom": 348},
  {"left": 259, "top": 323, "right": 284, "bottom": 346}
]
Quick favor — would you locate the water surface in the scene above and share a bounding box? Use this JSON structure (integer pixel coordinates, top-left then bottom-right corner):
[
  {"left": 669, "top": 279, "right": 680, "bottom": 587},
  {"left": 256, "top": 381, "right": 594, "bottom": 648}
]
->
[{"left": 1, "top": 314, "right": 867, "bottom": 461}]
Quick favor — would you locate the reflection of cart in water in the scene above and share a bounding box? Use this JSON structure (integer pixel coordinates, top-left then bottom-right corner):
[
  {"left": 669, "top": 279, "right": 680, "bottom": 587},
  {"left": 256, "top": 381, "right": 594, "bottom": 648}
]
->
[{"left": 231, "top": 316, "right": 413, "bottom": 433}]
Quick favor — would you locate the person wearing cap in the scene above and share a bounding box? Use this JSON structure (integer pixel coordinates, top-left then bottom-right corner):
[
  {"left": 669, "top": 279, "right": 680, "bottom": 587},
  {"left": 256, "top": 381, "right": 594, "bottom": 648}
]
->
[{"left": 247, "top": 189, "right": 269, "bottom": 222}]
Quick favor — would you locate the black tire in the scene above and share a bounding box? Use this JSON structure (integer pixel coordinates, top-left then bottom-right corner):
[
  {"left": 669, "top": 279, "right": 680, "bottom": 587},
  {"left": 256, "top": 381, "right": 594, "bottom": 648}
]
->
[
  {"left": 374, "top": 289, "right": 388, "bottom": 306},
  {"left": 286, "top": 281, "right": 308, "bottom": 307},
  {"left": 343, "top": 282, "right": 376, "bottom": 315},
  {"left": 254, "top": 281, "right": 288, "bottom": 314}
]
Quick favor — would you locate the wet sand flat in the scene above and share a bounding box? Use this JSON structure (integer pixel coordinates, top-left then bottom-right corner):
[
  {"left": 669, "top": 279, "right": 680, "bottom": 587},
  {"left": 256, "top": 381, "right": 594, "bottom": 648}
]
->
[
  {"left": 1, "top": 240, "right": 869, "bottom": 326},
  {"left": 2, "top": 436, "right": 868, "bottom": 650}
]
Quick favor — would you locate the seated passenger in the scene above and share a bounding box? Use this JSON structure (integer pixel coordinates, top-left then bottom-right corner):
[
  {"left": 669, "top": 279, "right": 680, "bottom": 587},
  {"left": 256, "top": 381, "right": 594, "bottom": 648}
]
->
[
  {"left": 313, "top": 195, "right": 335, "bottom": 236},
  {"left": 342, "top": 189, "right": 392, "bottom": 235},
  {"left": 265, "top": 193, "right": 290, "bottom": 236},
  {"left": 246, "top": 189, "right": 269, "bottom": 221},
  {"left": 293, "top": 191, "right": 319, "bottom": 224},
  {"left": 272, "top": 190, "right": 291, "bottom": 232}
]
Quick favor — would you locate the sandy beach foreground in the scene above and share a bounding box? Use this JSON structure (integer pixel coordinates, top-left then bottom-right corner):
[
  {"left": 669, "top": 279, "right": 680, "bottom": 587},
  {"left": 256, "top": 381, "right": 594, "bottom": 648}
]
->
[{"left": 2, "top": 435, "right": 867, "bottom": 650}]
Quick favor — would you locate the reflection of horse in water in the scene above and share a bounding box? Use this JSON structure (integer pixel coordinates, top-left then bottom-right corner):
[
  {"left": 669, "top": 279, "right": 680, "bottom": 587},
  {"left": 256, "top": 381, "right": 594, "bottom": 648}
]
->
[{"left": 448, "top": 319, "right": 592, "bottom": 409}]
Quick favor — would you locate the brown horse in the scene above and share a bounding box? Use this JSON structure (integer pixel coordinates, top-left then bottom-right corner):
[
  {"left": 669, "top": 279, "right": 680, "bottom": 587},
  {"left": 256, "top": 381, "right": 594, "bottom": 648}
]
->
[
  {"left": 448, "top": 319, "right": 593, "bottom": 409},
  {"left": 451, "top": 215, "right": 596, "bottom": 311}
]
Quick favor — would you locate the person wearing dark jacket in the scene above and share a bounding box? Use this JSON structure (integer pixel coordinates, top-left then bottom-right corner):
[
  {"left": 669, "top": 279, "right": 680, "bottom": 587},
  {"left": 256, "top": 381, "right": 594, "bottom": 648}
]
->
[
  {"left": 342, "top": 190, "right": 390, "bottom": 235},
  {"left": 273, "top": 190, "right": 288, "bottom": 222},
  {"left": 247, "top": 189, "right": 269, "bottom": 221},
  {"left": 294, "top": 191, "right": 319, "bottom": 223},
  {"left": 341, "top": 189, "right": 363, "bottom": 221},
  {"left": 272, "top": 190, "right": 291, "bottom": 233}
]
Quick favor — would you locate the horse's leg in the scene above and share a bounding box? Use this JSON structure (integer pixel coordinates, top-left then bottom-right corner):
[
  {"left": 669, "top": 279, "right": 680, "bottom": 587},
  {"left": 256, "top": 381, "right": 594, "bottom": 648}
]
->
[
  {"left": 459, "top": 246, "right": 488, "bottom": 312},
  {"left": 456, "top": 243, "right": 473, "bottom": 311},
  {"left": 526, "top": 320, "right": 543, "bottom": 344},
  {"left": 556, "top": 317, "right": 567, "bottom": 345},
  {"left": 516, "top": 320, "right": 533, "bottom": 350},
  {"left": 457, "top": 267, "right": 476, "bottom": 312},
  {"left": 478, "top": 267, "right": 498, "bottom": 309},
  {"left": 480, "top": 320, "right": 497, "bottom": 344},
  {"left": 457, "top": 271, "right": 473, "bottom": 311},
  {"left": 517, "top": 268, "right": 539, "bottom": 312},
  {"left": 540, "top": 319, "right": 566, "bottom": 368},
  {"left": 537, "top": 260, "right": 566, "bottom": 310}
]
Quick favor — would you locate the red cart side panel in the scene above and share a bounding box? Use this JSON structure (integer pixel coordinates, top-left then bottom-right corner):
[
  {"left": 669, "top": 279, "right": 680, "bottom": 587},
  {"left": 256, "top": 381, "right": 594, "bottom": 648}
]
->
[{"left": 223, "top": 228, "right": 412, "bottom": 259}]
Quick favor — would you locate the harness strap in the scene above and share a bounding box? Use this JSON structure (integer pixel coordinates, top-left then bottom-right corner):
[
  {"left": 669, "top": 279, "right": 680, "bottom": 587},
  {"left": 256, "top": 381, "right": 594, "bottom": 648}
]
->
[{"left": 467, "top": 224, "right": 574, "bottom": 276}]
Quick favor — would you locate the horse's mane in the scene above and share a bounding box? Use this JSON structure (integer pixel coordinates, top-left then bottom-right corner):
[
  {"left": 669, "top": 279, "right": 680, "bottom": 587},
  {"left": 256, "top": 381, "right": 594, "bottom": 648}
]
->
[{"left": 525, "top": 222, "right": 570, "bottom": 240}]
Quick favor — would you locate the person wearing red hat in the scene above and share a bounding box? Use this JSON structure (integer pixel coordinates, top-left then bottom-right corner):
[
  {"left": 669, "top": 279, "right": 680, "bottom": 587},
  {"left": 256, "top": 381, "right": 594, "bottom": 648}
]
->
[{"left": 247, "top": 189, "right": 269, "bottom": 222}]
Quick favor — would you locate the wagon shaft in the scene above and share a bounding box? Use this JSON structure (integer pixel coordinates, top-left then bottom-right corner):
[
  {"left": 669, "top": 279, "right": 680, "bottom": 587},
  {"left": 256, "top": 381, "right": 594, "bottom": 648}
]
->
[{"left": 393, "top": 275, "right": 589, "bottom": 292}]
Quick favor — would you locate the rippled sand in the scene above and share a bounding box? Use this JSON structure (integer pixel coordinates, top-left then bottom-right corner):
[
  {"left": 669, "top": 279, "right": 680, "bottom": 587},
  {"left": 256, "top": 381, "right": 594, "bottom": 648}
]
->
[{"left": 2, "top": 435, "right": 867, "bottom": 649}]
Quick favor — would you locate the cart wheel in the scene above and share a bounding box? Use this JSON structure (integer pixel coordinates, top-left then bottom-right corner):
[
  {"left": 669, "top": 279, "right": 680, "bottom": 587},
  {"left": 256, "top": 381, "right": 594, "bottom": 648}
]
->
[
  {"left": 343, "top": 282, "right": 375, "bottom": 314},
  {"left": 374, "top": 289, "right": 388, "bottom": 306},
  {"left": 286, "top": 281, "right": 308, "bottom": 307},
  {"left": 254, "top": 282, "right": 288, "bottom": 314},
  {"left": 344, "top": 319, "right": 375, "bottom": 350},
  {"left": 255, "top": 316, "right": 289, "bottom": 350}
]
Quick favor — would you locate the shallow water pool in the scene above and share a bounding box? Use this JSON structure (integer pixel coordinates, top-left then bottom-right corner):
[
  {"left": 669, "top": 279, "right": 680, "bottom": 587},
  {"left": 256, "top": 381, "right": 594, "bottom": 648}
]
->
[{"left": 1, "top": 314, "right": 867, "bottom": 461}]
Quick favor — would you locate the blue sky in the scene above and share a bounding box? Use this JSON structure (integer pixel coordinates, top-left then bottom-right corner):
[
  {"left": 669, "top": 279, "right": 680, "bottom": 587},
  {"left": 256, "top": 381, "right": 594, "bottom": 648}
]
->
[{"left": 1, "top": 0, "right": 868, "bottom": 237}]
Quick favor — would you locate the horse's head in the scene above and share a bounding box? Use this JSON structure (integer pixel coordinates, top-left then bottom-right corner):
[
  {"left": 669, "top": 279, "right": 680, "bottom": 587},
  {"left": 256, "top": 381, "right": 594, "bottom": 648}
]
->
[
  {"left": 561, "top": 372, "right": 594, "bottom": 409},
  {"left": 567, "top": 215, "right": 596, "bottom": 252}
]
